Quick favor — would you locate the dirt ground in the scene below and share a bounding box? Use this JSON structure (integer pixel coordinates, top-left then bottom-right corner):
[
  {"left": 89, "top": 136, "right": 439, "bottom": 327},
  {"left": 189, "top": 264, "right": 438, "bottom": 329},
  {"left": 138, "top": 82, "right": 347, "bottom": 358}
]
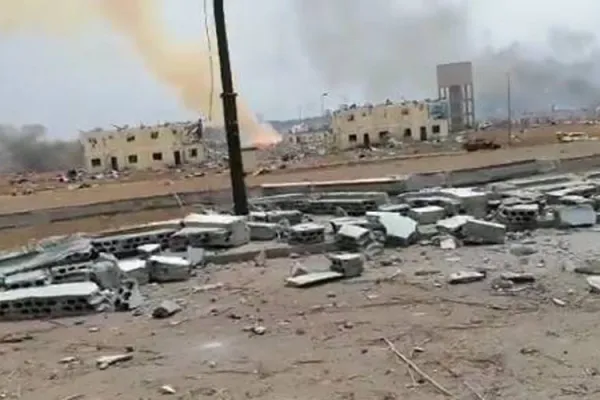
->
[
  {"left": 1, "top": 230, "right": 599, "bottom": 400},
  {"left": 3, "top": 140, "right": 600, "bottom": 215}
]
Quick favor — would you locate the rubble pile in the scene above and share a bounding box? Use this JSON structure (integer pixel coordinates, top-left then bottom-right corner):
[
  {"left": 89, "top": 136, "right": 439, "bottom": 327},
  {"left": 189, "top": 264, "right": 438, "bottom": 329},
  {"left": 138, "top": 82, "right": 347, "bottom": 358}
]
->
[{"left": 4, "top": 171, "right": 600, "bottom": 320}]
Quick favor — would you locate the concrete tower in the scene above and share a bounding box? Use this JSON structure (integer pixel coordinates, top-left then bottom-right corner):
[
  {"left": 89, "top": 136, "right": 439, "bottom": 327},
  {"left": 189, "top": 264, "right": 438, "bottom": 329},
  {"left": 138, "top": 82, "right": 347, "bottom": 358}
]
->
[{"left": 436, "top": 62, "right": 475, "bottom": 132}]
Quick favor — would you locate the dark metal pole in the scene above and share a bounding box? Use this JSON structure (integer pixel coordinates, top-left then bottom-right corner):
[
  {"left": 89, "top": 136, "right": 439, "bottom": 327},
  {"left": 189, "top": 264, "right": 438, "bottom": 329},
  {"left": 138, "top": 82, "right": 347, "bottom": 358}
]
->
[
  {"left": 213, "top": 0, "right": 249, "bottom": 215},
  {"left": 507, "top": 72, "right": 512, "bottom": 147}
]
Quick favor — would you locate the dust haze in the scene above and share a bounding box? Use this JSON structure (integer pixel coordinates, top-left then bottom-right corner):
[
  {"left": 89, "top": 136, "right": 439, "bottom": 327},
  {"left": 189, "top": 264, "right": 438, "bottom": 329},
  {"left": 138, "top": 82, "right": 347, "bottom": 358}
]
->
[
  {"left": 0, "top": 0, "right": 280, "bottom": 153},
  {"left": 293, "top": 0, "right": 600, "bottom": 116}
]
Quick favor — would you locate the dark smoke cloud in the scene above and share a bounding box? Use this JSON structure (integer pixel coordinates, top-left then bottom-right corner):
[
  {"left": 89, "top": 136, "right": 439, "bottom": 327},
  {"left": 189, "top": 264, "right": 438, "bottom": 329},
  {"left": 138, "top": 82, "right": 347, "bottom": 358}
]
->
[
  {"left": 0, "top": 124, "right": 83, "bottom": 173},
  {"left": 293, "top": 0, "right": 600, "bottom": 117}
]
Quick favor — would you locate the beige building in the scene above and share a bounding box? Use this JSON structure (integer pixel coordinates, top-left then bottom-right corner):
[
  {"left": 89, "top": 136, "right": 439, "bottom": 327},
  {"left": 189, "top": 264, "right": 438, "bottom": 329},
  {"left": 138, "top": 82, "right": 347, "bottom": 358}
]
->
[
  {"left": 331, "top": 100, "right": 449, "bottom": 150},
  {"left": 80, "top": 123, "right": 205, "bottom": 173}
]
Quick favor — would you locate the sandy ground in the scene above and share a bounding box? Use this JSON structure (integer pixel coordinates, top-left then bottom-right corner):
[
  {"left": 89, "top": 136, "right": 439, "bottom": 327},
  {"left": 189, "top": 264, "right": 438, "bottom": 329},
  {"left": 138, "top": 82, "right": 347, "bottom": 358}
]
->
[
  {"left": 3, "top": 140, "right": 600, "bottom": 215},
  {"left": 1, "top": 230, "right": 599, "bottom": 400}
]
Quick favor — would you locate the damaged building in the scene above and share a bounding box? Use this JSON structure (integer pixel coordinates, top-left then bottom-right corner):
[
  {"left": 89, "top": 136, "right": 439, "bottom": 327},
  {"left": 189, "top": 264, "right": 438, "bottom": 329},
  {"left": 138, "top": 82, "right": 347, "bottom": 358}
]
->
[
  {"left": 330, "top": 99, "right": 449, "bottom": 150},
  {"left": 80, "top": 122, "right": 206, "bottom": 172}
]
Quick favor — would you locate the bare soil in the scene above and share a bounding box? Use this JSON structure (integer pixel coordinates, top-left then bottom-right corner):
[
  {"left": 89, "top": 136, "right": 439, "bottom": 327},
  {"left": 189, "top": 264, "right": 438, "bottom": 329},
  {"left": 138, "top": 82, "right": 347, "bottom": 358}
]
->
[
  {"left": 0, "top": 231, "right": 597, "bottom": 400},
  {"left": 2, "top": 140, "right": 600, "bottom": 215}
]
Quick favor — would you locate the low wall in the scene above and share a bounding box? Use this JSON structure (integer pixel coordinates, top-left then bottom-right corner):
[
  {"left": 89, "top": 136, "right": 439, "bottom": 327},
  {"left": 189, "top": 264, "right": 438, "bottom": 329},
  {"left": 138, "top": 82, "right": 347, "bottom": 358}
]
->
[{"left": 3, "top": 153, "right": 600, "bottom": 231}]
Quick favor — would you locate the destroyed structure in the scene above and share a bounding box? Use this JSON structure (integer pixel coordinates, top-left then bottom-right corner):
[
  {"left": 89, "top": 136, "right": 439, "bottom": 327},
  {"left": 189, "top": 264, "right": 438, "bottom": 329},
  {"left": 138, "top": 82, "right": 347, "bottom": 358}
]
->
[
  {"left": 331, "top": 99, "right": 450, "bottom": 150},
  {"left": 80, "top": 122, "right": 205, "bottom": 173},
  {"left": 3, "top": 166, "right": 600, "bottom": 320}
]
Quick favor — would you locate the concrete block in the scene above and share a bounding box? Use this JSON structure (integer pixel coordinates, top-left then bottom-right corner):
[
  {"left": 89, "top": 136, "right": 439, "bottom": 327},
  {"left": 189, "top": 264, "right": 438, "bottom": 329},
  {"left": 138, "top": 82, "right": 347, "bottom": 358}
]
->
[
  {"left": 556, "top": 204, "right": 596, "bottom": 228},
  {"left": 463, "top": 219, "right": 506, "bottom": 245},
  {"left": 498, "top": 203, "right": 539, "bottom": 230},
  {"left": 247, "top": 221, "right": 280, "bottom": 241},
  {"left": 2, "top": 270, "right": 51, "bottom": 290},
  {"left": 335, "top": 224, "right": 372, "bottom": 251},
  {"left": 328, "top": 253, "right": 365, "bottom": 278},
  {"left": 91, "top": 228, "right": 176, "bottom": 257},
  {"left": 169, "top": 226, "right": 229, "bottom": 251},
  {"left": 115, "top": 279, "right": 144, "bottom": 311},
  {"left": 0, "top": 282, "right": 103, "bottom": 321},
  {"left": 148, "top": 255, "right": 192, "bottom": 282},
  {"left": 117, "top": 258, "right": 150, "bottom": 285},
  {"left": 408, "top": 205, "right": 446, "bottom": 225},
  {"left": 50, "top": 262, "right": 92, "bottom": 284},
  {"left": 439, "top": 188, "right": 489, "bottom": 218},
  {"left": 250, "top": 210, "right": 304, "bottom": 225},
  {"left": 183, "top": 213, "right": 250, "bottom": 247},
  {"left": 288, "top": 223, "right": 325, "bottom": 245}
]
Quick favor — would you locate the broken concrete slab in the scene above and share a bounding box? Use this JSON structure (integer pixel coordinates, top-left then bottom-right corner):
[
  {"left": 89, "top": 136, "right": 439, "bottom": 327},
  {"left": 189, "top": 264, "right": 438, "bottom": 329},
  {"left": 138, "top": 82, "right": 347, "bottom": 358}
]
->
[
  {"left": 463, "top": 219, "right": 506, "bottom": 245},
  {"left": 500, "top": 272, "right": 536, "bottom": 283},
  {"left": 436, "top": 215, "right": 472, "bottom": 235},
  {"left": 556, "top": 204, "right": 596, "bottom": 228},
  {"left": 285, "top": 271, "right": 344, "bottom": 288},
  {"left": 366, "top": 212, "right": 417, "bottom": 246}
]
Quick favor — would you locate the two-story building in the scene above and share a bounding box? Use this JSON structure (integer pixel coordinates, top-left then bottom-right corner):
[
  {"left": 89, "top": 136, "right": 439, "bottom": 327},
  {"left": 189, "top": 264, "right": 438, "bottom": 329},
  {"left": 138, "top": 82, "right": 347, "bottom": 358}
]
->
[
  {"left": 331, "top": 99, "right": 450, "bottom": 150},
  {"left": 80, "top": 122, "right": 205, "bottom": 173}
]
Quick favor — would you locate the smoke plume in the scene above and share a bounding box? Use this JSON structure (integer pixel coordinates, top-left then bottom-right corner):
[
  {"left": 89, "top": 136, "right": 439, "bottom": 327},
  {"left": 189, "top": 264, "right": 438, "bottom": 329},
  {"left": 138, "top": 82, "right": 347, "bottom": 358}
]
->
[
  {"left": 293, "top": 0, "right": 600, "bottom": 116},
  {"left": 0, "top": 124, "right": 83, "bottom": 173},
  {"left": 0, "top": 0, "right": 280, "bottom": 146}
]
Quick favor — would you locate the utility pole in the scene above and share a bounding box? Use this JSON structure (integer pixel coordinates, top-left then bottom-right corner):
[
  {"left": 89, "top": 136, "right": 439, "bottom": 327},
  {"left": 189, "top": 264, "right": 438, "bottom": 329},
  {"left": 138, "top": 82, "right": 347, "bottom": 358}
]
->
[
  {"left": 213, "top": 0, "right": 248, "bottom": 215},
  {"left": 507, "top": 72, "right": 512, "bottom": 147}
]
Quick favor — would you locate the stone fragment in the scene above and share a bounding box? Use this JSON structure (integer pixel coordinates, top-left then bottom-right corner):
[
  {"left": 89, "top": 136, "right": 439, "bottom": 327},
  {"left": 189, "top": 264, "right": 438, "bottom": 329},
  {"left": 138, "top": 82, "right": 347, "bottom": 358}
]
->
[
  {"left": 447, "top": 270, "right": 486, "bottom": 284},
  {"left": 556, "top": 204, "right": 596, "bottom": 228},
  {"left": 96, "top": 353, "right": 133, "bottom": 370},
  {"left": 152, "top": 300, "right": 182, "bottom": 319},
  {"left": 509, "top": 244, "right": 538, "bottom": 257},
  {"left": 587, "top": 276, "right": 600, "bottom": 293},
  {"left": 285, "top": 271, "right": 344, "bottom": 288},
  {"left": 500, "top": 272, "right": 535, "bottom": 283}
]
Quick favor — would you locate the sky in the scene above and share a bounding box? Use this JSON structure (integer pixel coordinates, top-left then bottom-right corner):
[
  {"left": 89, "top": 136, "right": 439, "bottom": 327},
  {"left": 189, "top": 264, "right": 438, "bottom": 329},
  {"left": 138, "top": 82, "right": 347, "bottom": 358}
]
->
[{"left": 0, "top": 0, "right": 600, "bottom": 138}]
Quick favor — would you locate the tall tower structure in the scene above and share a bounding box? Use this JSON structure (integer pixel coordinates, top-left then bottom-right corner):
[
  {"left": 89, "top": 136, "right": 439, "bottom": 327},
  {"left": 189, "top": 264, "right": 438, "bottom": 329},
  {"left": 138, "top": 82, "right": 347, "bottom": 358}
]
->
[{"left": 436, "top": 61, "right": 475, "bottom": 132}]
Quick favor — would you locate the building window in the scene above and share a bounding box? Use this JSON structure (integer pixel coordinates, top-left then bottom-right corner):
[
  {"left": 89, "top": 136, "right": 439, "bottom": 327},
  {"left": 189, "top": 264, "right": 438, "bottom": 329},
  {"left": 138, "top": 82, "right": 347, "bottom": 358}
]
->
[
  {"left": 150, "top": 131, "right": 159, "bottom": 139},
  {"left": 349, "top": 134, "right": 357, "bottom": 143},
  {"left": 91, "top": 158, "right": 101, "bottom": 167},
  {"left": 379, "top": 131, "right": 389, "bottom": 140},
  {"left": 128, "top": 154, "right": 138, "bottom": 164},
  {"left": 152, "top": 152, "right": 163, "bottom": 161},
  {"left": 404, "top": 128, "right": 412, "bottom": 138},
  {"left": 432, "top": 125, "right": 441, "bottom": 134},
  {"left": 189, "top": 148, "right": 198, "bottom": 158},
  {"left": 401, "top": 108, "right": 410, "bottom": 116},
  {"left": 126, "top": 135, "right": 135, "bottom": 142},
  {"left": 347, "top": 114, "right": 355, "bottom": 122}
]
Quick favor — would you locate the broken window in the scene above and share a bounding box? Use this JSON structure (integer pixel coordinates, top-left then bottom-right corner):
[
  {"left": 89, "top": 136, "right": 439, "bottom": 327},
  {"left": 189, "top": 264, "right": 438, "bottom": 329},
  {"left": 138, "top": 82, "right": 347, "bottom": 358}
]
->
[
  {"left": 189, "top": 148, "right": 198, "bottom": 158},
  {"left": 150, "top": 131, "right": 159, "bottom": 139},
  {"left": 152, "top": 152, "right": 162, "bottom": 161},
  {"left": 349, "top": 134, "right": 357, "bottom": 143},
  {"left": 401, "top": 108, "right": 410, "bottom": 116},
  {"left": 404, "top": 128, "right": 412, "bottom": 138},
  {"left": 379, "top": 131, "right": 389, "bottom": 140},
  {"left": 347, "top": 114, "right": 355, "bottom": 122},
  {"left": 126, "top": 135, "right": 135, "bottom": 142},
  {"left": 432, "top": 125, "right": 441, "bottom": 134},
  {"left": 91, "top": 158, "right": 101, "bottom": 167},
  {"left": 128, "top": 154, "right": 138, "bottom": 164}
]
